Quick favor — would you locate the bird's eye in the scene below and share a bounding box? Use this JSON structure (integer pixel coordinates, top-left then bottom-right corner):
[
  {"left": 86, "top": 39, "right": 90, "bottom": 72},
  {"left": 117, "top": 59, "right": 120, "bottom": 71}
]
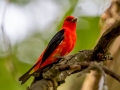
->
[{"left": 66, "top": 18, "right": 71, "bottom": 21}]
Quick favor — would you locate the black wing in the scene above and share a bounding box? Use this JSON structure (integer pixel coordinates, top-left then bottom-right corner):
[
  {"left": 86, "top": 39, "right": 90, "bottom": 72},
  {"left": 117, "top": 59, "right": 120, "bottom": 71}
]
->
[{"left": 40, "top": 29, "right": 65, "bottom": 65}]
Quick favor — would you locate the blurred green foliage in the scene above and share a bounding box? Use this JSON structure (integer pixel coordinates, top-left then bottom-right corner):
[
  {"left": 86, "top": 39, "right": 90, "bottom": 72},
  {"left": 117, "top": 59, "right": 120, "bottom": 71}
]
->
[
  {"left": 0, "top": 16, "right": 100, "bottom": 90},
  {"left": 9, "top": 0, "right": 32, "bottom": 5},
  {"left": 0, "top": 0, "right": 100, "bottom": 90}
]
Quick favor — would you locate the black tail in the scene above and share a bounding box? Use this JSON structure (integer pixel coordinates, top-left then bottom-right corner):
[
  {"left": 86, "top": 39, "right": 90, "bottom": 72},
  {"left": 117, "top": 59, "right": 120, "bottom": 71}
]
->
[
  {"left": 19, "top": 61, "right": 40, "bottom": 84},
  {"left": 19, "top": 71, "right": 32, "bottom": 85}
]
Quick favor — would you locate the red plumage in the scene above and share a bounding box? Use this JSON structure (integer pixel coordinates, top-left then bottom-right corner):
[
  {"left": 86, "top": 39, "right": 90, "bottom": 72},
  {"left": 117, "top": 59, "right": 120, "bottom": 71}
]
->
[{"left": 19, "top": 16, "right": 77, "bottom": 84}]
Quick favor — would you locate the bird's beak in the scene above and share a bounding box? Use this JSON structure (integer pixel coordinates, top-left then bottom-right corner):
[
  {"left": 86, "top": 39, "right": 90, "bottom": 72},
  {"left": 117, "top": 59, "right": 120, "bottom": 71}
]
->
[{"left": 71, "top": 17, "right": 77, "bottom": 22}]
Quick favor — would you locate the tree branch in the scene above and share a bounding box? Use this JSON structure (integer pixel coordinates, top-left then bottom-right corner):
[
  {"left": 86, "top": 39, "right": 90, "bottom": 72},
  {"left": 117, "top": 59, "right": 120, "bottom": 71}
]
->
[{"left": 26, "top": 19, "right": 120, "bottom": 90}]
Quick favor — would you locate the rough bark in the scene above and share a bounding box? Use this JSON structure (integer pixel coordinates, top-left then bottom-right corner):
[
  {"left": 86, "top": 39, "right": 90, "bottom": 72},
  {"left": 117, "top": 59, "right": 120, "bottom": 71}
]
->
[
  {"left": 26, "top": 19, "right": 120, "bottom": 90},
  {"left": 100, "top": 0, "right": 120, "bottom": 90}
]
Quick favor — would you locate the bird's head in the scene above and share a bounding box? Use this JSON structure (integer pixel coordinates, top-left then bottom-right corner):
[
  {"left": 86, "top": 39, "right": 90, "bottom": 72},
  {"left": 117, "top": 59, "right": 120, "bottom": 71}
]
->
[{"left": 62, "top": 16, "right": 77, "bottom": 29}]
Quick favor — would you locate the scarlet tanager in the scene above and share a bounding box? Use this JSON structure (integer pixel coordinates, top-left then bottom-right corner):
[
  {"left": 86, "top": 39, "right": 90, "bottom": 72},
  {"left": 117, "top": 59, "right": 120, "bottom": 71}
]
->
[{"left": 19, "top": 16, "right": 77, "bottom": 84}]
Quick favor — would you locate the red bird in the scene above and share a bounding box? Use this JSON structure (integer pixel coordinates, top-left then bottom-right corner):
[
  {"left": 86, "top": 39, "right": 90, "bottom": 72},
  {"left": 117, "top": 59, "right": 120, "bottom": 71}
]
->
[{"left": 19, "top": 16, "right": 77, "bottom": 84}]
